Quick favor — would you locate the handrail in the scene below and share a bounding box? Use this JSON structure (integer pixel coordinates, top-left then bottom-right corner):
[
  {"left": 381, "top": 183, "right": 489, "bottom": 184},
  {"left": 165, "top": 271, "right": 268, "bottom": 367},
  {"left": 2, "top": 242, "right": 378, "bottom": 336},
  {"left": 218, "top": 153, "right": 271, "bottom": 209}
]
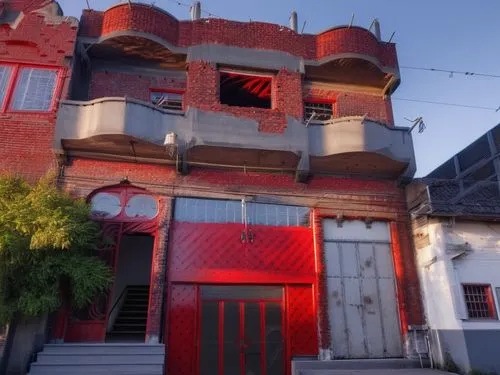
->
[{"left": 108, "top": 286, "right": 128, "bottom": 318}]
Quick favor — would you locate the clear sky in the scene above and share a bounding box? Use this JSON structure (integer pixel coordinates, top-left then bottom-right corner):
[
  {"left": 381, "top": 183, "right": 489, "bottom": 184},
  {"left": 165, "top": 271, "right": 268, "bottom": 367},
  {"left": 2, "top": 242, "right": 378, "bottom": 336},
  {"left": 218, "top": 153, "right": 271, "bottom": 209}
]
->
[{"left": 58, "top": 0, "right": 500, "bottom": 177}]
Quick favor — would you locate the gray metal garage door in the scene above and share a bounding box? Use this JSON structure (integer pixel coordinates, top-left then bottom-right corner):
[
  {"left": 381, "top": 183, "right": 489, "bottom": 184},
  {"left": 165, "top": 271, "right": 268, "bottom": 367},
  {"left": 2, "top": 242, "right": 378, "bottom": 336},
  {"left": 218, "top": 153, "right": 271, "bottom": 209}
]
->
[{"left": 323, "top": 220, "right": 402, "bottom": 359}]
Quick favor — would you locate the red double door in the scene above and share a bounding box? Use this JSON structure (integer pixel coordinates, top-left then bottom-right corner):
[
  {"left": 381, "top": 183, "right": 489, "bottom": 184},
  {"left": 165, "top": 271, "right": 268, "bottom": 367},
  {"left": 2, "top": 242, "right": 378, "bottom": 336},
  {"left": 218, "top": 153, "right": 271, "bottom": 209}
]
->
[{"left": 199, "top": 286, "right": 284, "bottom": 375}]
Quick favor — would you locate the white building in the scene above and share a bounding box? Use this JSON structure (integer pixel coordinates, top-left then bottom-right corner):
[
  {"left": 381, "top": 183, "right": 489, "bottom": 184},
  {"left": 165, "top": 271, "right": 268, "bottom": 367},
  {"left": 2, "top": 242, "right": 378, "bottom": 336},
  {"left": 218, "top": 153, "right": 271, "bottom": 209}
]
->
[{"left": 408, "top": 123, "right": 500, "bottom": 373}]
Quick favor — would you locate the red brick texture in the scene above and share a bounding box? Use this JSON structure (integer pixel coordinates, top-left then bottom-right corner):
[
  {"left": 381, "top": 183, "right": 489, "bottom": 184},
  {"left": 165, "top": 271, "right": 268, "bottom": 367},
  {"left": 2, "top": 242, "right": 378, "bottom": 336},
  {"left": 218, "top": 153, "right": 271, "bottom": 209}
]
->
[
  {"left": 304, "top": 87, "right": 394, "bottom": 126},
  {"left": 89, "top": 71, "right": 186, "bottom": 103},
  {"left": 0, "top": 0, "right": 77, "bottom": 181},
  {"left": 80, "top": 4, "right": 397, "bottom": 69},
  {"left": 146, "top": 196, "right": 173, "bottom": 343},
  {"left": 59, "top": 159, "right": 424, "bottom": 350},
  {"left": 185, "top": 61, "right": 300, "bottom": 133}
]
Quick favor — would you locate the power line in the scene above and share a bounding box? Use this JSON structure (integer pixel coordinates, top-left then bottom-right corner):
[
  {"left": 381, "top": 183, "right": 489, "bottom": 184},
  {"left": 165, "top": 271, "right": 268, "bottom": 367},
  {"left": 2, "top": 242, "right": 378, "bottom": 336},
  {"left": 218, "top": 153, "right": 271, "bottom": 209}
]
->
[
  {"left": 393, "top": 97, "right": 500, "bottom": 112},
  {"left": 400, "top": 65, "right": 500, "bottom": 79}
]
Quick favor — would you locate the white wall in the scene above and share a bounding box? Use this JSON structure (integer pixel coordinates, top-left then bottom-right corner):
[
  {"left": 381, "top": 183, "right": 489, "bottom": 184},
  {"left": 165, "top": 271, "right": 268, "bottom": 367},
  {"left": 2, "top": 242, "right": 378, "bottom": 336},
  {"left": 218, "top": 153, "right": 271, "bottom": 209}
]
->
[{"left": 415, "top": 219, "right": 500, "bottom": 370}]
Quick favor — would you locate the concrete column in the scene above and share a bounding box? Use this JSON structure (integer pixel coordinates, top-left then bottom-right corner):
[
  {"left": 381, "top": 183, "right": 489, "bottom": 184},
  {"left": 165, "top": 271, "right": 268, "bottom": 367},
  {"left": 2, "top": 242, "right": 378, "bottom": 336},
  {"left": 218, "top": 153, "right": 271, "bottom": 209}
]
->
[{"left": 145, "top": 197, "right": 173, "bottom": 344}]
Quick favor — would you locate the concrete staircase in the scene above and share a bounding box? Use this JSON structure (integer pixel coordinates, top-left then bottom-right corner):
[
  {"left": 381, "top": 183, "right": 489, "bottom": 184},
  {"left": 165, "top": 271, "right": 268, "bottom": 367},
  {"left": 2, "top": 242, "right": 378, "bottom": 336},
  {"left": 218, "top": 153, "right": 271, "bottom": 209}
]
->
[
  {"left": 28, "top": 343, "right": 164, "bottom": 375},
  {"left": 110, "top": 285, "right": 149, "bottom": 339}
]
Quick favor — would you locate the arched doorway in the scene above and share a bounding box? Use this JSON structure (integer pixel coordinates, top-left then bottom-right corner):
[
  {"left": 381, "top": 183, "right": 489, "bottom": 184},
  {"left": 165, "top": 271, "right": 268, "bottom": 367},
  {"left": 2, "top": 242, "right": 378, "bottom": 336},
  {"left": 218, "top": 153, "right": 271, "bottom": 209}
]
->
[{"left": 53, "top": 183, "right": 162, "bottom": 343}]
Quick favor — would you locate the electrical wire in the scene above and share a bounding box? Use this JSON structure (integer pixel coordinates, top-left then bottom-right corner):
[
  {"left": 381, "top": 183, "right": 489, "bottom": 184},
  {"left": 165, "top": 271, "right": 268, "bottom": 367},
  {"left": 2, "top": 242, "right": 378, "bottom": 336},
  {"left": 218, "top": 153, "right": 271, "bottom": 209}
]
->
[
  {"left": 400, "top": 66, "right": 500, "bottom": 79},
  {"left": 393, "top": 97, "right": 500, "bottom": 112}
]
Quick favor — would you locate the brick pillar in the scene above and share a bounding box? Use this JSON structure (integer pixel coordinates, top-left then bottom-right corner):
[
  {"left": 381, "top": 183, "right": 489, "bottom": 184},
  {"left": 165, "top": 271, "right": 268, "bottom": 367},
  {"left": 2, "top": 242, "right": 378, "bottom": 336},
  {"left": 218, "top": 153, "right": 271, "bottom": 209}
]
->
[
  {"left": 312, "top": 210, "right": 332, "bottom": 360},
  {"left": 390, "top": 220, "right": 425, "bottom": 357},
  {"left": 146, "top": 196, "right": 173, "bottom": 344}
]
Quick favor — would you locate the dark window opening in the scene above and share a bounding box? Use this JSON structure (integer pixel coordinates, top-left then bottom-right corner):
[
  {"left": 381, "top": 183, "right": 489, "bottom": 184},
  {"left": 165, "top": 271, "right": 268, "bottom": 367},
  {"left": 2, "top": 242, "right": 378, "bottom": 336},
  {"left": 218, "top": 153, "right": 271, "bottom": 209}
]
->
[
  {"left": 219, "top": 72, "right": 272, "bottom": 109},
  {"left": 304, "top": 100, "right": 334, "bottom": 122},
  {"left": 463, "top": 284, "right": 497, "bottom": 319},
  {"left": 151, "top": 90, "right": 183, "bottom": 111}
]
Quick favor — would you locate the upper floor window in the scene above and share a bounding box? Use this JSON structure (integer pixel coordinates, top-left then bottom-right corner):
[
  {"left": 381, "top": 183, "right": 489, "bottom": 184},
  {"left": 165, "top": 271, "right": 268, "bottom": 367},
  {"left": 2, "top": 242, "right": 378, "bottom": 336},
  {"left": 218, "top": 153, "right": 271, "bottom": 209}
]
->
[
  {"left": 219, "top": 71, "right": 272, "bottom": 109},
  {"left": 304, "top": 99, "right": 334, "bottom": 122},
  {"left": 151, "top": 89, "right": 183, "bottom": 111},
  {"left": 463, "top": 284, "right": 497, "bottom": 319},
  {"left": 0, "top": 63, "right": 59, "bottom": 112}
]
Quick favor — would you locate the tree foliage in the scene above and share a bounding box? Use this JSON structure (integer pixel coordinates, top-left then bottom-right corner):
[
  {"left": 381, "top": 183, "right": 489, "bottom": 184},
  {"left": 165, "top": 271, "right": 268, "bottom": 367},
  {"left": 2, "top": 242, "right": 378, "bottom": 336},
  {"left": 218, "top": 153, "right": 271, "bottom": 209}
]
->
[{"left": 0, "top": 175, "right": 113, "bottom": 322}]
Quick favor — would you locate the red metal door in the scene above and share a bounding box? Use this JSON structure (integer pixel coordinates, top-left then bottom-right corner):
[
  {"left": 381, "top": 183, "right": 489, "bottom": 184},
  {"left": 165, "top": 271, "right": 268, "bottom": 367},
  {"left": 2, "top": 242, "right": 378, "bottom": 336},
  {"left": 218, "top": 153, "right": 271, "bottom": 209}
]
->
[{"left": 198, "top": 286, "right": 284, "bottom": 375}]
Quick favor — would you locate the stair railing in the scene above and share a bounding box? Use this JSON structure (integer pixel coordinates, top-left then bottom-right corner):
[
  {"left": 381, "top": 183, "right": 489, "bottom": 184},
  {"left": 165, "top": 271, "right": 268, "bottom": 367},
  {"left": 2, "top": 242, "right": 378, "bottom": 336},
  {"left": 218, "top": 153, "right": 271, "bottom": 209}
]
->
[{"left": 108, "top": 286, "right": 129, "bottom": 320}]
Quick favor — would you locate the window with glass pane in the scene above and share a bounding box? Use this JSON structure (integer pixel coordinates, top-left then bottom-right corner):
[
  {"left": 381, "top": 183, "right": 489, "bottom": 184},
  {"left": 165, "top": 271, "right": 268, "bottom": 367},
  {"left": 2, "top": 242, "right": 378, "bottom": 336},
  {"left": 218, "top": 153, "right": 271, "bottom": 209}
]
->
[
  {"left": 0, "top": 66, "right": 12, "bottom": 108},
  {"left": 174, "top": 198, "right": 310, "bottom": 227},
  {"left": 151, "top": 91, "right": 183, "bottom": 111},
  {"left": 11, "top": 68, "right": 57, "bottom": 111}
]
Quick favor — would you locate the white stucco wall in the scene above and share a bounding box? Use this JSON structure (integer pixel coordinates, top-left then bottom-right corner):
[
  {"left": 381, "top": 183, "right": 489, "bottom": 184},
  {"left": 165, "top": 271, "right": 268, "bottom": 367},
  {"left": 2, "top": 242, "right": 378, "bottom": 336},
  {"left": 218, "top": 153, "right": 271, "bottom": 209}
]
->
[{"left": 415, "top": 219, "right": 500, "bottom": 370}]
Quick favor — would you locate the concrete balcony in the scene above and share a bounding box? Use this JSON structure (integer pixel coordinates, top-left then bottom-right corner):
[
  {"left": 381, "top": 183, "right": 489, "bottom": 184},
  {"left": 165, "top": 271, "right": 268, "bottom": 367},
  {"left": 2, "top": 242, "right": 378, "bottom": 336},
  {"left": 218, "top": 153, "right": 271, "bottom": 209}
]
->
[{"left": 54, "top": 97, "right": 416, "bottom": 179}]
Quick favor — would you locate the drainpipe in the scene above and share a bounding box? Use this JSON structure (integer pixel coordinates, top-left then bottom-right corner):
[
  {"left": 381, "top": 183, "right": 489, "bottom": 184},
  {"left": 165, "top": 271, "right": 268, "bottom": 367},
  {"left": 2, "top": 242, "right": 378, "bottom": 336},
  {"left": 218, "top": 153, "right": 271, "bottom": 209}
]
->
[
  {"left": 290, "top": 11, "right": 298, "bottom": 32},
  {"left": 191, "top": 1, "right": 201, "bottom": 20}
]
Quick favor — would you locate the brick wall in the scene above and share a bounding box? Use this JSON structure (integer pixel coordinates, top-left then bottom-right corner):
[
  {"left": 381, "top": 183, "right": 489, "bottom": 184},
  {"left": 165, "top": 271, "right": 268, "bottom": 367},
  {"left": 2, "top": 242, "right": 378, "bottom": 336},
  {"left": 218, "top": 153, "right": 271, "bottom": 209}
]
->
[
  {"left": 89, "top": 71, "right": 186, "bottom": 102},
  {"left": 0, "top": 0, "right": 77, "bottom": 181},
  {"left": 146, "top": 196, "right": 173, "bottom": 343},
  {"left": 81, "top": 4, "right": 398, "bottom": 69},
  {"left": 59, "top": 158, "right": 424, "bottom": 349}
]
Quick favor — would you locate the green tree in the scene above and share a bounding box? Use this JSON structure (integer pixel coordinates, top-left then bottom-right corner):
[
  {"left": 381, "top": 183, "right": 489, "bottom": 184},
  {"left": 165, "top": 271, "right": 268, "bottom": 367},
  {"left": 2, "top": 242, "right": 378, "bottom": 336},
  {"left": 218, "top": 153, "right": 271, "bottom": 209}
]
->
[{"left": 0, "top": 175, "right": 113, "bottom": 322}]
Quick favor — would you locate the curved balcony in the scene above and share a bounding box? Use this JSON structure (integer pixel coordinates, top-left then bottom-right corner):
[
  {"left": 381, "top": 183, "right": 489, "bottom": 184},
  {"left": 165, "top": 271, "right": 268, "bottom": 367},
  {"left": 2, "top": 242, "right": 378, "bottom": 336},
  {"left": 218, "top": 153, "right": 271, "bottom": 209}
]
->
[
  {"left": 54, "top": 97, "right": 415, "bottom": 179},
  {"left": 80, "top": 3, "right": 398, "bottom": 69}
]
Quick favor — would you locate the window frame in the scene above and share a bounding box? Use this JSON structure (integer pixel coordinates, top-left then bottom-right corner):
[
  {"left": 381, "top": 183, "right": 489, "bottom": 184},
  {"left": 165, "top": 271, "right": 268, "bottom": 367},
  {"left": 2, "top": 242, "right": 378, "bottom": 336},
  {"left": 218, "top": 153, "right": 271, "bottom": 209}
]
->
[
  {"left": 462, "top": 283, "right": 497, "bottom": 320},
  {"left": 0, "top": 62, "right": 63, "bottom": 114},
  {"left": 303, "top": 97, "right": 336, "bottom": 123},
  {"left": 218, "top": 69, "right": 274, "bottom": 110},
  {"left": 150, "top": 88, "right": 184, "bottom": 112}
]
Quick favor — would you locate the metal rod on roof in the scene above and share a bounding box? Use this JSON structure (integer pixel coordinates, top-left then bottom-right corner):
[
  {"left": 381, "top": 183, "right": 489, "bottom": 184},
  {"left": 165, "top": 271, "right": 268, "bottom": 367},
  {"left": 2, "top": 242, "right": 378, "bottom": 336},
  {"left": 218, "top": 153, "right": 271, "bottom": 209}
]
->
[
  {"left": 388, "top": 31, "right": 396, "bottom": 43},
  {"left": 301, "top": 20, "right": 306, "bottom": 34},
  {"left": 349, "top": 13, "right": 354, "bottom": 28},
  {"left": 85, "top": 0, "right": 91, "bottom": 8}
]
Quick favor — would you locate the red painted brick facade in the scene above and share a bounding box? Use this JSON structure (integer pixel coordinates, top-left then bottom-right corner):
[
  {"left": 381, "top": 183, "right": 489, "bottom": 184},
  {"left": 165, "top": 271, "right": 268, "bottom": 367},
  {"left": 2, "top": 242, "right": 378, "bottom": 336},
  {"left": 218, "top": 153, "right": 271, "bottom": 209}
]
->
[
  {"left": 89, "top": 71, "right": 186, "bottom": 102},
  {"left": 81, "top": 4, "right": 397, "bottom": 68},
  {"left": 0, "top": 1, "right": 78, "bottom": 180}
]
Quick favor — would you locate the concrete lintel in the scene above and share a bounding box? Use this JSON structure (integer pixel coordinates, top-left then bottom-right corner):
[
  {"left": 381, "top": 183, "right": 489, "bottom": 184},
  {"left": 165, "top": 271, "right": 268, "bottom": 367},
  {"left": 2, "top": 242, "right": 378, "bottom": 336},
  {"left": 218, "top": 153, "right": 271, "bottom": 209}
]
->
[{"left": 187, "top": 44, "right": 304, "bottom": 73}]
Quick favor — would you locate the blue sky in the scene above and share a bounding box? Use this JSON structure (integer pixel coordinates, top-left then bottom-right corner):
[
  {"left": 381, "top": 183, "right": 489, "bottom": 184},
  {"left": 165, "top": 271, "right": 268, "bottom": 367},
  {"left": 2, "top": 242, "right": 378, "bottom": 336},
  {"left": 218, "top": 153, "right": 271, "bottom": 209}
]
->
[{"left": 58, "top": 0, "right": 500, "bottom": 177}]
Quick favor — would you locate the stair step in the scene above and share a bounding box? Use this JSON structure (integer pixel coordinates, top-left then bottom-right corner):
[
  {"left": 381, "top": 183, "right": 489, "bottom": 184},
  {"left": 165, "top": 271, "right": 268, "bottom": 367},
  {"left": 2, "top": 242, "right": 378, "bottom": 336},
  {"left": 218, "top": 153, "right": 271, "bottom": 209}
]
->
[
  {"left": 42, "top": 344, "right": 164, "bottom": 355},
  {"left": 36, "top": 353, "right": 163, "bottom": 365},
  {"left": 29, "top": 364, "right": 162, "bottom": 375}
]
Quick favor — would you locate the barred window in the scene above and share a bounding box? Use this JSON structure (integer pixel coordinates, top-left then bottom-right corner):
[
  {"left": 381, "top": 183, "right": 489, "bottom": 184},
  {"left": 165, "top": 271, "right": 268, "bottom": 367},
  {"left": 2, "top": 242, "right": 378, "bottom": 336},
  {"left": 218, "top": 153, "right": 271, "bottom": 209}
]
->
[
  {"left": 304, "top": 100, "right": 334, "bottom": 122},
  {"left": 11, "top": 68, "right": 57, "bottom": 111},
  {"left": 463, "top": 284, "right": 497, "bottom": 319},
  {"left": 151, "top": 90, "right": 183, "bottom": 111}
]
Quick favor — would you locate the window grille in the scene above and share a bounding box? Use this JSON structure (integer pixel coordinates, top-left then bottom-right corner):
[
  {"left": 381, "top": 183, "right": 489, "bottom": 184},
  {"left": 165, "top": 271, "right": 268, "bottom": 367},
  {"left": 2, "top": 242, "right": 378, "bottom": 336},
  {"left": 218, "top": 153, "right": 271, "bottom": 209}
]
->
[
  {"left": 304, "top": 101, "right": 333, "bottom": 122},
  {"left": 151, "top": 91, "right": 183, "bottom": 111},
  {"left": 11, "top": 68, "right": 57, "bottom": 111},
  {"left": 463, "top": 284, "right": 496, "bottom": 319}
]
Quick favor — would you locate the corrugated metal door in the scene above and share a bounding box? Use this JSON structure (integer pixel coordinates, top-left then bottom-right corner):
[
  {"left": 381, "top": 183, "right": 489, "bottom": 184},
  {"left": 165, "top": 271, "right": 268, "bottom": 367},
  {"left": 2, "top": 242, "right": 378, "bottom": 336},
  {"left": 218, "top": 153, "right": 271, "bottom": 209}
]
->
[{"left": 323, "top": 220, "right": 402, "bottom": 359}]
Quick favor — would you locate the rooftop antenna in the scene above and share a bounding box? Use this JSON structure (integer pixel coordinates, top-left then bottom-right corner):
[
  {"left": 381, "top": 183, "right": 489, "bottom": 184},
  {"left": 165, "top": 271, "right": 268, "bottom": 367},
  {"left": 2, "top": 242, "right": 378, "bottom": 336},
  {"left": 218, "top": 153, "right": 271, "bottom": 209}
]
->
[
  {"left": 348, "top": 13, "right": 355, "bottom": 28},
  {"left": 405, "top": 116, "right": 426, "bottom": 134}
]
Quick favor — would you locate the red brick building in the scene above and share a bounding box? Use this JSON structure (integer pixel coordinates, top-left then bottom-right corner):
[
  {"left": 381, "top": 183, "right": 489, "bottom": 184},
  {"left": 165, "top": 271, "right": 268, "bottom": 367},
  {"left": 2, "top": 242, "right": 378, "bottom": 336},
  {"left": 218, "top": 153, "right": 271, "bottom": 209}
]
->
[{"left": 1, "top": 1, "right": 425, "bottom": 374}]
